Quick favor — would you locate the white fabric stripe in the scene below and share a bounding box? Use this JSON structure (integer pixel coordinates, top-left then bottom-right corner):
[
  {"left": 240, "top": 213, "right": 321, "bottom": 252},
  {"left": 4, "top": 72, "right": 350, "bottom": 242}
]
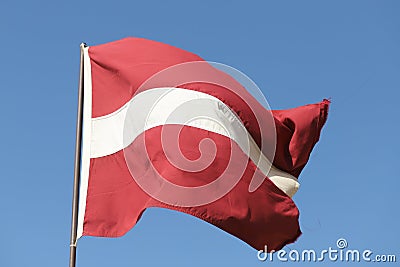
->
[
  {"left": 91, "top": 87, "right": 299, "bottom": 197},
  {"left": 76, "top": 46, "right": 92, "bottom": 239}
]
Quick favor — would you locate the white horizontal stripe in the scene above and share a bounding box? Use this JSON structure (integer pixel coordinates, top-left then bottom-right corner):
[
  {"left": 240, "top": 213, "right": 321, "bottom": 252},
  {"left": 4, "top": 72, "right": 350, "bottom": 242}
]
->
[{"left": 91, "top": 87, "right": 299, "bottom": 197}]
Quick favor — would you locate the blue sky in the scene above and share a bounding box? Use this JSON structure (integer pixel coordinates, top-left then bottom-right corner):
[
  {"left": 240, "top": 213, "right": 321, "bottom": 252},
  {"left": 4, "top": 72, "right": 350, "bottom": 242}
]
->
[{"left": 0, "top": 1, "right": 399, "bottom": 266}]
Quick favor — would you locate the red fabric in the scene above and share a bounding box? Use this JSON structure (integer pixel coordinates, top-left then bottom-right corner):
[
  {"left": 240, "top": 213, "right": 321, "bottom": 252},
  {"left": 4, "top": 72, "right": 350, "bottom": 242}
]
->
[
  {"left": 272, "top": 100, "right": 330, "bottom": 177},
  {"left": 83, "top": 37, "right": 330, "bottom": 250},
  {"left": 84, "top": 126, "right": 301, "bottom": 251}
]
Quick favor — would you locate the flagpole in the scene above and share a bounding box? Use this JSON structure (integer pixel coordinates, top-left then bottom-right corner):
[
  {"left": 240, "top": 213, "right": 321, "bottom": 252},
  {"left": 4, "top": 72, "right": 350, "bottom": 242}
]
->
[{"left": 69, "top": 43, "right": 86, "bottom": 267}]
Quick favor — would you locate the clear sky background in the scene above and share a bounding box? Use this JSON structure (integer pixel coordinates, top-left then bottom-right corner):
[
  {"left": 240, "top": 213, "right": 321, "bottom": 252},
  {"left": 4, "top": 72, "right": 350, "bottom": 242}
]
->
[{"left": 0, "top": 1, "right": 399, "bottom": 266}]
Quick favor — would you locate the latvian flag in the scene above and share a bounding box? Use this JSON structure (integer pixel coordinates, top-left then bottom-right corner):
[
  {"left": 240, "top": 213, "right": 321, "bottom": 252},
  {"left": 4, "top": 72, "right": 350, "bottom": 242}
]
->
[{"left": 76, "top": 37, "right": 329, "bottom": 251}]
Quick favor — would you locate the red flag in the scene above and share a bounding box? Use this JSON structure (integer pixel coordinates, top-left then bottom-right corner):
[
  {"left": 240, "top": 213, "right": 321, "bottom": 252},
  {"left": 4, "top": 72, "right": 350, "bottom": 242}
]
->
[{"left": 76, "top": 37, "right": 329, "bottom": 251}]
